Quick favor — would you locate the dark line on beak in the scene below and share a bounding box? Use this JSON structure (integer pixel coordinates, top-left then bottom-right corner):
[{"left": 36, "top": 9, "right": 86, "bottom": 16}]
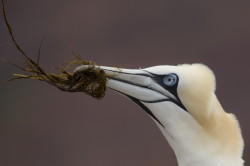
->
[
  {"left": 107, "top": 75, "right": 187, "bottom": 112},
  {"left": 127, "top": 96, "right": 165, "bottom": 128},
  {"left": 110, "top": 88, "right": 164, "bottom": 128},
  {"left": 104, "top": 68, "right": 153, "bottom": 78}
]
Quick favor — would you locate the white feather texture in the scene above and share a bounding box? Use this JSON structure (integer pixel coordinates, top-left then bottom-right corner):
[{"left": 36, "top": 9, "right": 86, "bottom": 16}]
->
[
  {"left": 144, "top": 64, "right": 244, "bottom": 166},
  {"left": 75, "top": 64, "right": 244, "bottom": 166}
]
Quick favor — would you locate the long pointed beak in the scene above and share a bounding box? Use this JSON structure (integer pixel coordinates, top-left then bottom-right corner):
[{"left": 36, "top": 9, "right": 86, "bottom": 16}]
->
[{"left": 74, "top": 65, "right": 170, "bottom": 102}]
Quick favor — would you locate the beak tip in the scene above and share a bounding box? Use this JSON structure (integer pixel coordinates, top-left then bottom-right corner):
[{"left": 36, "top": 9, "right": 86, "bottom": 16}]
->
[{"left": 73, "top": 65, "right": 90, "bottom": 73}]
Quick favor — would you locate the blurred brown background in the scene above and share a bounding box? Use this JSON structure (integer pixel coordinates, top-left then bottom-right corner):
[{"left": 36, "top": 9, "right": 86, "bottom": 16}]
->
[{"left": 0, "top": 0, "right": 250, "bottom": 166}]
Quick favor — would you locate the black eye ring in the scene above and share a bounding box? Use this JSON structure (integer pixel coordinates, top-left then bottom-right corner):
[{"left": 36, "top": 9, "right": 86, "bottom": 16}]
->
[{"left": 163, "top": 74, "right": 177, "bottom": 86}]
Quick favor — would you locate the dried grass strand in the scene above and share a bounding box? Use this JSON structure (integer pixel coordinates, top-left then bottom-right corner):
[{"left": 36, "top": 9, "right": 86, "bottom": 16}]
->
[{"left": 1, "top": 0, "right": 107, "bottom": 99}]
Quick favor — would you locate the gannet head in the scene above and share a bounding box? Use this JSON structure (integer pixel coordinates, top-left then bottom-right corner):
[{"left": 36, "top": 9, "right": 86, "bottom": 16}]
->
[{"left": 75, "top": 64, "right": 244, "bottom": 166}]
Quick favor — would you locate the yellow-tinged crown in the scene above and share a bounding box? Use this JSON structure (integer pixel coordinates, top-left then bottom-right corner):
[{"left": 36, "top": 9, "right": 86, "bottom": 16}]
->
[
  {"left": 176, "top": 64, "right": 244, "bottom": 157},
  {"left": 176, "top": 64, "right": 216, "bottom": 126}
]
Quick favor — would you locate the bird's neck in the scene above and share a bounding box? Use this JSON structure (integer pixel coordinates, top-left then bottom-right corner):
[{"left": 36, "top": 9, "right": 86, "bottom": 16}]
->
[
  {"left": 170, "top": 144, "right": 244, "bottom": 166},
  {"left": 144, "top": 101, "right": 244, "bottom": 166}
]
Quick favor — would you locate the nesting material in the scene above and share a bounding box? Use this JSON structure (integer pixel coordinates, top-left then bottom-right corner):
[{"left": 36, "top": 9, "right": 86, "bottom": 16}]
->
[{"left": 1, "top": 0, "right": 107, "bottom": 99}]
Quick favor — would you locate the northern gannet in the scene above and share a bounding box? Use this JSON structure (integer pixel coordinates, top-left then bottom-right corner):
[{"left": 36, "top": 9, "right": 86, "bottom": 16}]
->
[{"left": 75, "top": 64, "right": 244, "bottom": 166}]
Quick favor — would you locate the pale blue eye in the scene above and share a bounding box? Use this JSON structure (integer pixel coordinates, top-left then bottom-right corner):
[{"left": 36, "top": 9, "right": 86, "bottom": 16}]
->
[{"left": 163, "top": 74, "right": 177, "bottom": 86}]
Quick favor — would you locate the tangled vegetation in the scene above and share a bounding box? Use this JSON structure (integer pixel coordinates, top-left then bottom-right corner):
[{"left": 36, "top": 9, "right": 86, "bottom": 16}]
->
[{"left": 1, "top": 0, "right": 107, "bottom": 99}]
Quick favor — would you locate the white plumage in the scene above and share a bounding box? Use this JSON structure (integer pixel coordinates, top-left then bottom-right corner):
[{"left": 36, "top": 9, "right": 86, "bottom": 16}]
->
[{"left": 75, "top": 64, "right": 244, "bottom": 166}]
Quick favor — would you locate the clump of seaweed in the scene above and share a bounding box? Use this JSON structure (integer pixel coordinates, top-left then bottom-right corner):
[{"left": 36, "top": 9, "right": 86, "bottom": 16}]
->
[{"left": 1, "top": 0, "right": 107, "bottom": 99}]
